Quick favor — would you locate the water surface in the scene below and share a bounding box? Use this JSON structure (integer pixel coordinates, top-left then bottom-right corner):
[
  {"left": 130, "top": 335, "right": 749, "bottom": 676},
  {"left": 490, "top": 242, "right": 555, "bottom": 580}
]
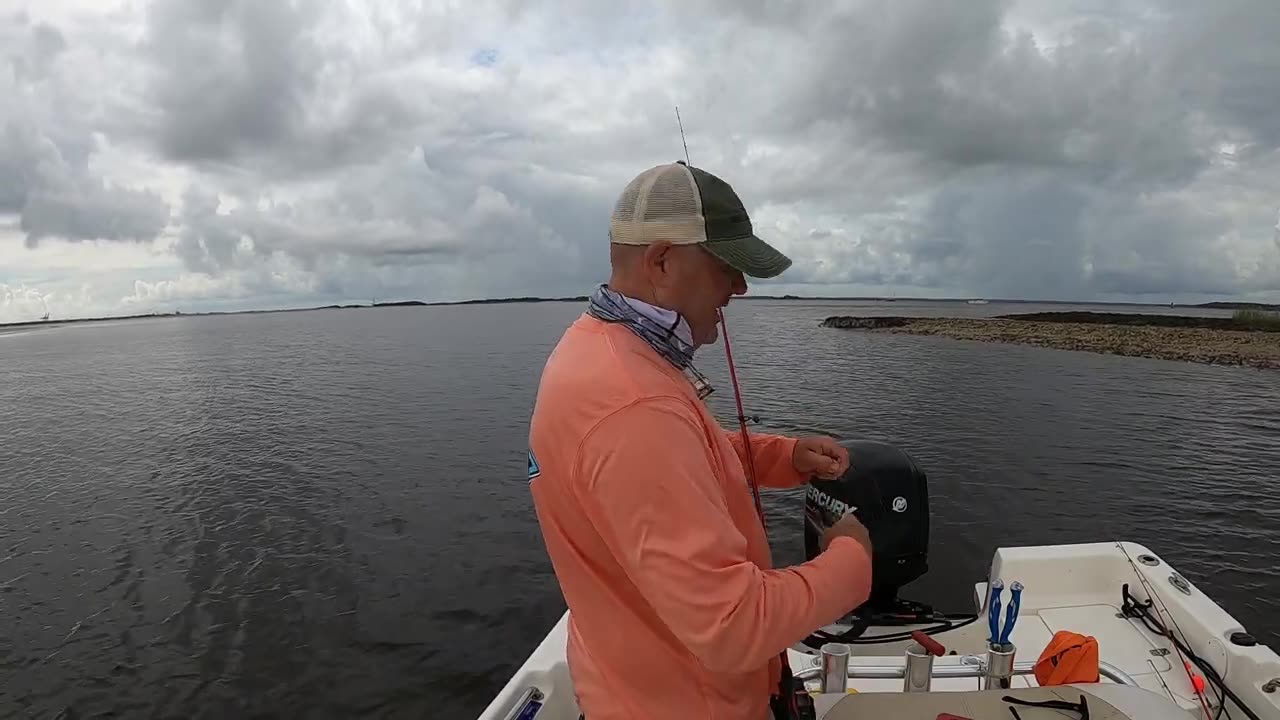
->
[{"left": 2, "top": 300, "right": 1277, "bottom": 718}]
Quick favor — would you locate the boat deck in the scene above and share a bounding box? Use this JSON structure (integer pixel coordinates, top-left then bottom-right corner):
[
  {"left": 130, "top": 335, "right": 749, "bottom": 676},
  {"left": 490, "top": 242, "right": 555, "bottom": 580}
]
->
[{"left": 477, "top": 542, "right": 1280, "bottom": 720}]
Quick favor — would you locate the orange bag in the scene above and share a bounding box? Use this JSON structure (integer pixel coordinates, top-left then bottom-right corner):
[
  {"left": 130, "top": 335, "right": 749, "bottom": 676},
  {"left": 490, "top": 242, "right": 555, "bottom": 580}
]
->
[{"left": 1034, "top": 631, "right": 1100, "bottom": 685}]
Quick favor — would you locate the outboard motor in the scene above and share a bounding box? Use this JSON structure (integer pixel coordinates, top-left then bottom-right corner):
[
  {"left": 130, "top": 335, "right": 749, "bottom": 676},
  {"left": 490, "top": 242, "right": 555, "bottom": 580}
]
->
[{"left": 803, "top": 439, "right": 930, "bottom": 618}]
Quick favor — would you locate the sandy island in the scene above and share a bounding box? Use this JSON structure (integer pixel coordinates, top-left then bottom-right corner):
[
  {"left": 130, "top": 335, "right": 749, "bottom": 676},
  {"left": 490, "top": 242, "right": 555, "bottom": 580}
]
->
[{"left": 822, "top": 312, "right": 1280, "bottom": 370}]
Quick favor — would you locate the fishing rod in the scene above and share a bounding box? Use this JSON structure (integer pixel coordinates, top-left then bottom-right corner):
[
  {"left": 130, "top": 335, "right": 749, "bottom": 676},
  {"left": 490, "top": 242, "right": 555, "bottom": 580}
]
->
[
  {"left": 678, "top": 105, "right": 766, "bottom": 526},
  {"left": 679, "top": 105, "right": 801, "bottom": 719},
  {"left": 1115, "top": 541, "right": 1221, "bottom": 720},
  {"left": 1119, "top": 569, "right": 1264, "bottom": 720},
  {"left": 675, "top": 104, "right": 692, "bottom": 167},
  {"left": 672, "top": 105, "right": 764, "bottom": 519},
  {"left": 719, "top": 306, "right": 767, "bottom": 525},
  {"left": 720, "top": 294, "right": 804, "bottom": 720}
]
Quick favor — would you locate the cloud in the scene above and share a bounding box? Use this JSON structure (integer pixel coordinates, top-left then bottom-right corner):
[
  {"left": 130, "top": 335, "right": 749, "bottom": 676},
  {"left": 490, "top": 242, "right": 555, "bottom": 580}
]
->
[
  {"left": 167, "top": 148, "right": 587, "bottom": 283},
  {"left": 1, "top": 282, "right": 50, "bottom": 320},
  {"left": 9, "top": 19, "right": 67, "bottom": 83},
  {"left": 5, "top": 0, "right": 1280, "bottom": 323},
  {"left": 1164, "top": 0, "right": 1280, "bottom": 150},
  {"left": 0, "top": 119, "right": 170, "bottom": 247},
  {"left": 662, "top": 0, "right": 1280, "bottom": 301},
  {"left": 18, "top": 175, "right": 170, "bottom": 247},
  {"left": 1, "top": 14, "right": 171, "bottom": 248},
  {"left": 141, "top": 0, "right": 326, "bottom": 165}
]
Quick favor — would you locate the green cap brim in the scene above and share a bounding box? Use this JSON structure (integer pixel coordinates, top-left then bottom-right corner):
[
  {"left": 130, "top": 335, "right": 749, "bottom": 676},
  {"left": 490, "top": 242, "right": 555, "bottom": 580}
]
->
[{"left": 702, "top": 235, "right": 792, "bottom": 279}]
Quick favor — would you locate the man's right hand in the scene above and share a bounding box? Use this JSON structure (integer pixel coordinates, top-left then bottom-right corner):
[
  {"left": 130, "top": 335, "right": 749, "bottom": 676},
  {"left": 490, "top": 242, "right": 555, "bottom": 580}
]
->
[{"left": 820, "top": 513, "right": 872, "bottom": 556}]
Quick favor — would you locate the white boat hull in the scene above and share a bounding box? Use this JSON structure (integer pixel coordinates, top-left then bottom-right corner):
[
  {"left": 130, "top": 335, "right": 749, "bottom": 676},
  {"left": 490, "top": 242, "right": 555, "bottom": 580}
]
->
[{"left": 478, "top": 542, "right": 1280, "bottom": 719}]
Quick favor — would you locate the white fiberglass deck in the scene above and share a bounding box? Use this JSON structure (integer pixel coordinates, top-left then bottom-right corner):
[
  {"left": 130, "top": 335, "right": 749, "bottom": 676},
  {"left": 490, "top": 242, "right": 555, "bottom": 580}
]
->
[{"left": 478, "top": 542, "right": 1280, "bottom": 720}]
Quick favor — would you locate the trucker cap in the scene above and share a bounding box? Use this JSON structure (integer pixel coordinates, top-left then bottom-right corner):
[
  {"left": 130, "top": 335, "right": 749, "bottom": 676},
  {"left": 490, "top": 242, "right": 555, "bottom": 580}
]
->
[{"left": 608, "top": 161, "right": 792, "bottom": 279}]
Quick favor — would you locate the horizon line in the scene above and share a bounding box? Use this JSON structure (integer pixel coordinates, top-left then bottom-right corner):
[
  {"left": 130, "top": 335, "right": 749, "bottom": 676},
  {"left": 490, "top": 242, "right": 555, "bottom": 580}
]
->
[{"left": 3, "top": 294, "right": 1278, "bottom": 330}]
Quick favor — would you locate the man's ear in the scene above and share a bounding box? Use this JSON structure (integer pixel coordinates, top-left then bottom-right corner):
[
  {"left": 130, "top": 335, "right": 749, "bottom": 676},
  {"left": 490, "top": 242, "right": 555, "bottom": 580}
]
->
[{"left": 641, "top": 241, "right": 674, "bottom": 280}]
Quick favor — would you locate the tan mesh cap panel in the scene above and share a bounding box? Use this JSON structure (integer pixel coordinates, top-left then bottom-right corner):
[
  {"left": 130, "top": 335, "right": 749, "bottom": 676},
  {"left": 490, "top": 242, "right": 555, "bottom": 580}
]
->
[
  {"left": 609, "top": 163, "right": 708, "bottom": 245},
  {"left": 642, "top": 164, "right": 702, "bottom": 222}
]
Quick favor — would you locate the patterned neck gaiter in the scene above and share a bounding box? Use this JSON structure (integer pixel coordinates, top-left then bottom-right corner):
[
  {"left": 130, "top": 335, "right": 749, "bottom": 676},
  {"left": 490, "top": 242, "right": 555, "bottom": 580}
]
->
[{"left": 585, "top": 284, "right": 713, "bottom": 399}]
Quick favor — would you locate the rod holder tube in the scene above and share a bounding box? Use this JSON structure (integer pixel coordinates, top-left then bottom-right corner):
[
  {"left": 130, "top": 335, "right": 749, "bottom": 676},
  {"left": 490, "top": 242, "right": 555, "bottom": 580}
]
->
[
  {"left": 792, "top": 657, "right": 1137, "bottom": 687},
  {"left": 903, "top": 643, "right": 934, "bottom": 693},
  {"left": 983, "top": 643, "right": 1017, "bottom": 690},
  {"left": 820, "top": 643, "right": 850, "bottom": 693}
]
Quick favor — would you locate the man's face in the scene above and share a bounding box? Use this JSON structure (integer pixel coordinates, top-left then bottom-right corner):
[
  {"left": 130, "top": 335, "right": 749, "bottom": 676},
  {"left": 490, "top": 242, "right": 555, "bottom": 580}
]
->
[{"left": 655, "top": 243, "right": 749, "bottom": 347}]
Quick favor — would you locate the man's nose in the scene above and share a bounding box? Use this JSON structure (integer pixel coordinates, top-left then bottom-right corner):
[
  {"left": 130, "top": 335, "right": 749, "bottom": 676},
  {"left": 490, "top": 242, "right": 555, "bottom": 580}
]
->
[{"left": 731, "top": 271, "right": 748, "bottom": 295}]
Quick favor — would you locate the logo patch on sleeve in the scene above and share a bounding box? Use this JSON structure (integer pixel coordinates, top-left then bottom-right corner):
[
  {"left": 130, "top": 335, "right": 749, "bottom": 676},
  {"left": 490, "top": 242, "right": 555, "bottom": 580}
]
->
[{"left": 527, "top": 451, "right": 541, "bottom": 481}]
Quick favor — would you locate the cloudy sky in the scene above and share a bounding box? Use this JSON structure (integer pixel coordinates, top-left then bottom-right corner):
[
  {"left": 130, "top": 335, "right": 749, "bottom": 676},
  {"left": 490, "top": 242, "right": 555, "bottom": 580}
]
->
[{"left": 3, "top": 0, "right": 1280, "bottom": 322}]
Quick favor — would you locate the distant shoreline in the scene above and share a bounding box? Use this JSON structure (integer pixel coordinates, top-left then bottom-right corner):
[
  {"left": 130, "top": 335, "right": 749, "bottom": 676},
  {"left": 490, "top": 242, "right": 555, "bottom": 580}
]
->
[
  {"left": 3, "top": 296, "right": 1278, "bottom": 332},
  {"left": 822, "top": 312, "right": 1280, "bottom": 370},
  {"left": 0, "top": 296, "right": 589, "bottom": 330}
]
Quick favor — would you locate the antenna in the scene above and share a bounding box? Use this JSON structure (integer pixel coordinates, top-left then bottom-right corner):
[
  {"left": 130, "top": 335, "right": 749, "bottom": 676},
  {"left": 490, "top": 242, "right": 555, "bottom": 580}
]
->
[{"left": 674, "top": 105, "right": 691, "bottom": 165}]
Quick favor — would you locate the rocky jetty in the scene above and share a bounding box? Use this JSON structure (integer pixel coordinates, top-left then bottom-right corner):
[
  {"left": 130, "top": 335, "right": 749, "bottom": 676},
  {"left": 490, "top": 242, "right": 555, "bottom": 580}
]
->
[
  {"left": 820, "top": 313, "right": 1280, "bottom": 370},
  {"left": 993, "top": 311, "right": 1280, "bottom": 332},
  {"left": 819, "top": 316, "right": 910, "bottom": 329}
]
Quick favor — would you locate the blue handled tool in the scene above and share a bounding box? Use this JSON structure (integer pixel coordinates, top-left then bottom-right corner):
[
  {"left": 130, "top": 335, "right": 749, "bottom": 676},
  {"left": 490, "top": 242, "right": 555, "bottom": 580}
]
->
[
  {"left": 999, "top": 581, "right": 1024, "bottom": 645},
  {"left": 987, "top": 579, "right": 1004, "bottom": 645}
]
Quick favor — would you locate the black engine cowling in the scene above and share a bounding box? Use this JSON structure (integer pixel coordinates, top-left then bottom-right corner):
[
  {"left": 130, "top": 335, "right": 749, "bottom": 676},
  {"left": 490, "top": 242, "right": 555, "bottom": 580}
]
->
[{"left": 803, "top": 439, "right": 930, "bottom": 614}]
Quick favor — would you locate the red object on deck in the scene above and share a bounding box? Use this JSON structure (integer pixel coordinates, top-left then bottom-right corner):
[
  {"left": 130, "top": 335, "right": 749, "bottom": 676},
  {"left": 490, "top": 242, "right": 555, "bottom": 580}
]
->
[
  {"left": 1186, "top": 662, "right": 1207, "bottom": 694},
  {"left": 912, "top": 630, "right": 946, "bottom": 657}
]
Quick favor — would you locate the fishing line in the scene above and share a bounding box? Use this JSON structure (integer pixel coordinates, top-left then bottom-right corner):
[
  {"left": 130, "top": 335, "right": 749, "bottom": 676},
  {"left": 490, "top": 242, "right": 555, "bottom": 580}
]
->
[
  {"left": 1121, "top": 580, "right": 1256, "bottom": 720},
  {"left": 1117, "top": 541, "right": 1216, "bottom": 720}
]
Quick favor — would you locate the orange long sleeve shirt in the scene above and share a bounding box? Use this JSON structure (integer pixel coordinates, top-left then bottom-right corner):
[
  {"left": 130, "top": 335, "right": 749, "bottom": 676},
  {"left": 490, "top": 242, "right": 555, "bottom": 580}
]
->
[{"left": 528, "top": 313, "right": 873, "bottom": 720}]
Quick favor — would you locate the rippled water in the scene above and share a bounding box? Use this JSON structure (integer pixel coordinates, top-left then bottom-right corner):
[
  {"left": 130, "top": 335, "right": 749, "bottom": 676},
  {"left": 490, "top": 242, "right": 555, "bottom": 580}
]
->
[{"left": 2, "top": 301, "right": 1277, "bottom": 719}]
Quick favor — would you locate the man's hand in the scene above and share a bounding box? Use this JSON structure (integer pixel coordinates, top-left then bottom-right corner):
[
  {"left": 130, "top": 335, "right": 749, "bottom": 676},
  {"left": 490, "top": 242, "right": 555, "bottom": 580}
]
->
[
  {"left": 821, "top": 512, "right": 872, "bottom": 555},
  {"left": 792, "top": 436, "right": 850, "bottom": 480}
]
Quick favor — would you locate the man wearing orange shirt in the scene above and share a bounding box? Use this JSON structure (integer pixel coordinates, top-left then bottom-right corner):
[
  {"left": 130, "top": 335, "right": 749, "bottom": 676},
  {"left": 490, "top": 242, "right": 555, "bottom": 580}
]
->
[{"left": 528, "top": 161, "right": 874, "bottom": 719}]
